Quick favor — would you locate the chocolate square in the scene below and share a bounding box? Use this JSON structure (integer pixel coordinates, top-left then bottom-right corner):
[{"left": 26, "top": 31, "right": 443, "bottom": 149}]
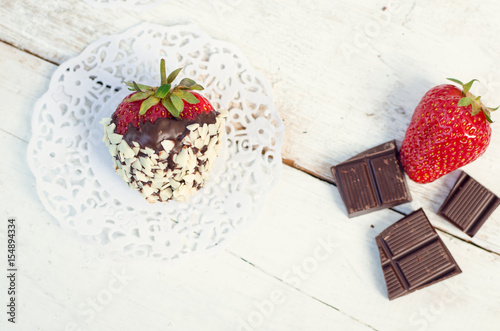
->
[
  {"left": 376, "top": 209, "right": 462, "bottom": 300},
  {"left": 438, "top": 171, "right": 500, "bottom": 237},
  {"left": 331, "top": 140, "right": 412, "bottom": 218}
]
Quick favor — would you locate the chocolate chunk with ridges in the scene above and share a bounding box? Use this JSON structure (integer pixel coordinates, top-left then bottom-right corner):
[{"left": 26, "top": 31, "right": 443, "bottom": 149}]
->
[
  {"left": 331, "top": 140, "right": 412, "bottom": 218},
  {"left": 376, "top": 209, "right": 462, "bottom": 300},
  {"left": 438, "top": 171, "right": 500, "bottom": 237}
]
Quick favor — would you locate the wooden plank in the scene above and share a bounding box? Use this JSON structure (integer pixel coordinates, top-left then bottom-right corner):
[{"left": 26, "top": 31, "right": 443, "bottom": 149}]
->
[
  {"left": 0, "top": 130, "right": 373, "bottom": 330},
  {"left": 0, "top": 41, "right": 55, "bottom": 142},
  {"left": 227, "top": 165, "right": 500, "bottom": 330},
  {"left": 2, "top": 1, "right": 500, "bottom": 252},
  {"left": 3, "top": 124, "right": 499, "bottom": 330},
  {"left": 0, "top": 0, "right": 137, "bottom": 64},
  {"left": 2, "top": 1, "right": 500, "bottom": 328}
]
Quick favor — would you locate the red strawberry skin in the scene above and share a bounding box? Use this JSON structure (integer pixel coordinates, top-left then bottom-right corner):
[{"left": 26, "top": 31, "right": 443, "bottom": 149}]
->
[
  {"left": 400, "top": 84, "right": 491, "bottom": 183},
  {"left": 112, "top": 92, "right": 214, "bottom": 135}
]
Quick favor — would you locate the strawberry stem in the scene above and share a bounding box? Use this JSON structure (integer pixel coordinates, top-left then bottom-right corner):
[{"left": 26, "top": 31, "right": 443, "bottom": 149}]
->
[
  {"left": 160, "top": 59, "right": 167, "bottom": 85},
  {"left": 123, "top": 59, "right": 205, "bottom": 118},
  {"left": 447, "top": 77, "right": 496, "bottom": 123}
]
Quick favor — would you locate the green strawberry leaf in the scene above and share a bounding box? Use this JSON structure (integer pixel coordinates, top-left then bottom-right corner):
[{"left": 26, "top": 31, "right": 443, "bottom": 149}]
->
[
  {"left": 162, "top": 97, "right": 181, "bottom": 117},
  {"left": 177, "top": 78, "right": 204, "bottom": 91},
  {"left": 139, "top": 96, "right": 160, "bottom": 115},
  {"left": 126, "top": 91, "right": 154, "bottom": 102},
  {"left": 175, "top": 90, "right": 199, "bottom": 104},
  {"left": 189, "top": 84, "right": 204, "bottom": 91},
  {"left": 156, "top": 83, "right": 171, "bottom": 98},
  {"left": 483, "top": 109, "right": 493, "bottom": 123},
  {"left": 124, "top": 81, "right": 154, "bottom": 91},
  {"left": 448, "top": 77, "right": 495, "bottom": 121},
  {"left": 457, "top": 97, "right": 473, "bottom": 107},
  {"left": 167, "top": 68, "right": 183, "bottom": 84},
  {"left": 462, "top": 79, "right": 479, "bottom": 94},
  {"left": 447, "top": 78, "right": 464, "bottom": 86},
  {"left": 133, "top": 81, "right": 143, "bottom": 92},
  {"left": 124, "top": 81, "right": 139, "bottom": 91},
  {"left": 178, "top": 78, "right": 197, "bottom": 88},
  {"left": 125, "top": 83, "right": 136, "bottom": 91},
  {"left": 170, "top": 93, "right": 184, "bottom": 114}
]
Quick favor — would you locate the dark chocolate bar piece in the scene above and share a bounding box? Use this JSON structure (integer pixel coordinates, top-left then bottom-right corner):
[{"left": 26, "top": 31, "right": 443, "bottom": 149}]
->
[
  {"left": 331, "top": 140, "right": 411, "bottom": 218},
  {"left": 376, "top": 209, "right": 462, "bottom": 300},
  {"left": 438, "top": 172, "right": 500, "bottom": 237}
]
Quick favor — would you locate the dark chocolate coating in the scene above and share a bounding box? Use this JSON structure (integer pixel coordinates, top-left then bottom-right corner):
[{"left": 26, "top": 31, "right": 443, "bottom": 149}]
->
[
  {"left": 112, "top": 111, "right": 217, "bottom": 152},
  {"left": 111, "top": 111, "right": 217, "bottom": 171}
]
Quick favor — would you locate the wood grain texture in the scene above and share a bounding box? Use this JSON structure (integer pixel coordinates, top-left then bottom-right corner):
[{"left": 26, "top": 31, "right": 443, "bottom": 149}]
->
[
  {"left": 2, "top": 122, "right": 500, "bottom": 330},
  {"left": 1, "top": 0, "right": 499, "bottom": 252},
  {"left": 2, "top": 118, "right": 499, "bottom": 329},
  {"left": 0, "top": 41, "right": 54, "bottom": 142},
  {"left": 1, "top": 0, "right": 500, "bottom": 330},
  {"left": 229, "top": 165, "right": 500, "bottom": 331},
  {"left": 0, "top": 128, "right": 374, "bottom": 330}
]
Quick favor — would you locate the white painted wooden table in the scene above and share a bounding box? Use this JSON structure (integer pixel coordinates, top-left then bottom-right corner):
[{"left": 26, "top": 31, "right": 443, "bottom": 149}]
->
[{"left": 1, "top": 0, "right": 500, "bottom": 330}]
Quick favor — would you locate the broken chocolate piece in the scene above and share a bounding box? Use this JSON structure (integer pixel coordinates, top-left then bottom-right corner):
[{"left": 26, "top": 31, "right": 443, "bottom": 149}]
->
[
  {"left": 376, "top": 209, "right": 462, "bottom": 300},
  {"left": 331, "top": 140, "right": 412, "bottom": 218},
  {"left": 437, "top": 171, "right": 500, "bottom": 237}
]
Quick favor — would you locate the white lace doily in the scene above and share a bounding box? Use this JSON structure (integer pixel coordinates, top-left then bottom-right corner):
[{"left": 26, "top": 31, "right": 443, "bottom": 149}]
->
[{"left": 28, "top": 22, "right": 284, "bottom": 261}]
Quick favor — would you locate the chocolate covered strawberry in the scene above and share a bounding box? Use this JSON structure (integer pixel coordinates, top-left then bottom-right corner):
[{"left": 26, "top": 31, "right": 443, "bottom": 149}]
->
[
  {"left": 400, "top": 78, "right": 496, "bottom": 183},
  {"left": 101, "top": 59, "right": 228, "bottom": 202}
]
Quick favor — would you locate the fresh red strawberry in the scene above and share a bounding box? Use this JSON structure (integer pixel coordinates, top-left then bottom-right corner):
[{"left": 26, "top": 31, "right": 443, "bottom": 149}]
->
[
  {"left": 112, "top": 59, "right": 214, "bottom": 135},
  {"left": 400, "top": 78, "right": 496, "bottom": 183}
]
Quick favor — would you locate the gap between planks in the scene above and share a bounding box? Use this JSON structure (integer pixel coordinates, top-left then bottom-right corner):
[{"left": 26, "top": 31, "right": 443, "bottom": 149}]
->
[
  {"left": 4, "top": 37, "right": 497, "bottom": 259},
  {"left": 282, "top": 157, "right": 500, "bottom": 258},
  {"left": 0, "top": 127, "right": 28, "bottom": 144},
  {"left": 227, "top": 252, "right": 379, "bottom": 331},
  {"left": 0, "top": 39, "right": 59, "bottom": 66}
]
